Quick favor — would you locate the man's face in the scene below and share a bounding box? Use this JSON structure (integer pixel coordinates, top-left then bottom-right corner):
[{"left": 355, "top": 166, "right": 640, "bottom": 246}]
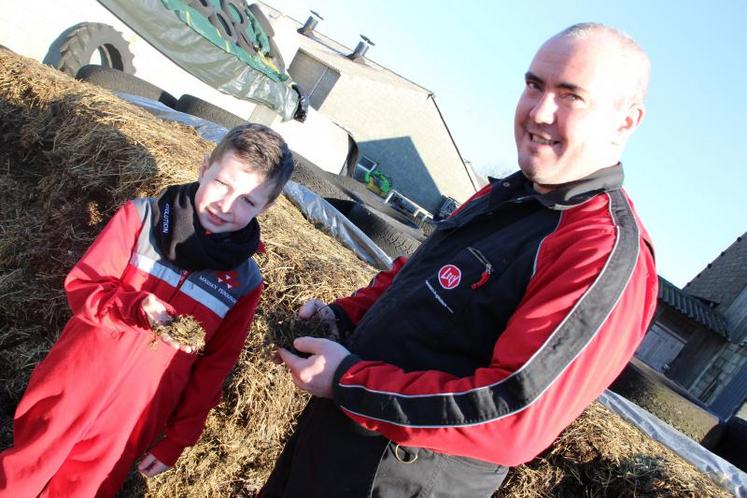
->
[
  {"left": 194, "top": 151, "right": 275, "bottom": 233},
  {"left": 514, "top": 35, "right": 637, "bottom": 190}
]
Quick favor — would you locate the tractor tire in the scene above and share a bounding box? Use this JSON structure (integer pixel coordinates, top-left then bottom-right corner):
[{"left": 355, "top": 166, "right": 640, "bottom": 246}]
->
[
  {"left": 76, "top": 65, "right": 178, "bottom": 109},
  {"left": 266, "top": 37, "right": 286, "bottom": 73},
  {"left": 291, "top": 155, "right": 350, "bottom": 201},
  {"left": 609, "top": 359, "right": 723, "bottom": 447},
  {"left": 346, "top": 204, "right": 421, "bottom": 258},
  {"left": 328, "top": 174, "right": 419, "bottom": 229},
  {"left": 175, "top": 94, "right": 246, "bottom": 129},
  {"left": 45, "top": 22, "right": 135, "bottom": 77},
  {"left": 711, "top": 417, "right": 747, "bottom": 472},
  {"left": 324, "top": 198, "right": 356, "bottom": 218},
  {"left": 248, "top": 3, "right": 275, "bottom": 37},
  {"left": 418, "top": 218, "right": 438, "bottom": 238}
]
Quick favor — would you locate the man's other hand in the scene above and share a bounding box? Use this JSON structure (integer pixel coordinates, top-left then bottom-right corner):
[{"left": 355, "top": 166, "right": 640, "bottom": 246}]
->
[
  {"left": 279, "top": 336, "right": 350, "bottom": 398},
  {"left": 298, "top": 299, "right": 339, "bottom": 339}
]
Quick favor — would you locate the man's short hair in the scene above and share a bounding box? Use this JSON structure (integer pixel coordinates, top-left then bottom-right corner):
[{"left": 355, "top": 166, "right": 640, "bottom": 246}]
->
[
  {"left": 209, "top": 123, "right": 294, "bottom": 201},
  {"left": 557, "top": 22, "right": 651, "bottom": 105}
]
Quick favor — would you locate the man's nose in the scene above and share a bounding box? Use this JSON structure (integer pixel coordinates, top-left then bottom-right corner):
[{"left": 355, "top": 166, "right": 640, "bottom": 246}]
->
[{"left": 529, "top": 93, "right": 556, "bottom": 125}]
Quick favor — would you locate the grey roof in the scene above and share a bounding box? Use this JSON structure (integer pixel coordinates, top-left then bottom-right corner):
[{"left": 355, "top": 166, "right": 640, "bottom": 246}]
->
[
  {"left": 295, "top": 32, "right": 430, "bottom": 94},
  {"left": 658, "top": 276, "right": 729, "bottom": 339},
  {"left": 261, "top": 3, "right": 477, "bottom": 210},
  {"left": 685, "top": 232, "right": 747, "bottom": 310},
  {"left": 262, "top": 4, "right": 430, "bottom": 94}
]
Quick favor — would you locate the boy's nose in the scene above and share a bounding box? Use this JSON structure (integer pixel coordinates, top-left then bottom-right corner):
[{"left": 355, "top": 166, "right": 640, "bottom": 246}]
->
[{"left": 216, "top": 196, "right": 233, "bottom": 214}]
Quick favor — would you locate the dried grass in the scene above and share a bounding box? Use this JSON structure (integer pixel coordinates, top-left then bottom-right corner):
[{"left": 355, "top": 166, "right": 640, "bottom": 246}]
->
[
  {"left": 0, "top": 47, "right": 734, "bottom": 498},
  {"left": 497, "top": 403, "right": 731, "bottom": 498},
  {"left": 152, "top": 315, "right": 206, "bottom": 352}
]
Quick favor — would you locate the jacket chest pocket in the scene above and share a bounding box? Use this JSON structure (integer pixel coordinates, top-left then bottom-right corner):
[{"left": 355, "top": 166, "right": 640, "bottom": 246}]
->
[{"left": 423, "top": 246, "right": 503, "bottom": 319}]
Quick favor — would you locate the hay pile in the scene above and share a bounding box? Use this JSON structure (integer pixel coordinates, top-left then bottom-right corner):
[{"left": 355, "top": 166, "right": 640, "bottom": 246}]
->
[{"left": 0, "top": 48, "right": 733, "bottom": 497}]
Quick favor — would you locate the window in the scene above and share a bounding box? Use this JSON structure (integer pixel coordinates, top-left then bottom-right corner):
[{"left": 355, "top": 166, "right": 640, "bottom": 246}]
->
[
  {"left": 353, "top": 155, "right": 377, "bottom": 182},
  {"left": 288, "top": 52, "right": 340, "bottom": 110}
]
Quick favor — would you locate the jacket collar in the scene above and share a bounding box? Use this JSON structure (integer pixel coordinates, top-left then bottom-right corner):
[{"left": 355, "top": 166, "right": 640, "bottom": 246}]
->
[{"left": 489, "top": 163, "right": 624, "bottom": 211}]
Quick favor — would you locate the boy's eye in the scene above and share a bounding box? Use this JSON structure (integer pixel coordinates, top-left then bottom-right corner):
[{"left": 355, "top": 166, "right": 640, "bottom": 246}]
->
[{"left": 243, "top": 197, "right": 255, "bottom": 207}]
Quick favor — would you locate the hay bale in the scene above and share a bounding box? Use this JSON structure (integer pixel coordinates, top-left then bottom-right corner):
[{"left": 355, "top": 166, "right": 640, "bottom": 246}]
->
[{"left": 0, "top": 47, "right": 735, "bottom": 498}]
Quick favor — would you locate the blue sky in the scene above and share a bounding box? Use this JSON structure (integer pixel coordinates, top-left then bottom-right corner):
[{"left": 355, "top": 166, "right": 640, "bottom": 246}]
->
[{"left": 268, "top": 0, "right": 746, "bottom": 287}]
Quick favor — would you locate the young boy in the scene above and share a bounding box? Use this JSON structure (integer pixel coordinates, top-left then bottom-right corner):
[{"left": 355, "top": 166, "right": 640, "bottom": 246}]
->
[{"left": 0, "top": 123, "right": 294, "bottom": 497}]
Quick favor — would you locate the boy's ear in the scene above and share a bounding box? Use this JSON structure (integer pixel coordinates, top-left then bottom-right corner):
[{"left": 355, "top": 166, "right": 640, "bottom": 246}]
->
[
  {"left": 258, "top": 198, "right": 277, "bottom": 216},
  {"left": 198, "top": 155, "right": 210, "bottom": 181}
]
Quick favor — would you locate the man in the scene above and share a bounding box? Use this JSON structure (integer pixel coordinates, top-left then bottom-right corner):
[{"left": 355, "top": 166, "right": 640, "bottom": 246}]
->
[{"left": 263, "top": 23, "right": 658, "bottom": 497}]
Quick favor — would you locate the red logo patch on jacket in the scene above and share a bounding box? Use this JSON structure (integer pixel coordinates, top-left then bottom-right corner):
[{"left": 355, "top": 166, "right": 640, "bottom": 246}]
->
[
  {"left": 217, "top": 270, "right": 240, "bottom": 289},
  {"left": 438, "top": 265, "right": 461, "bottom": 290}
]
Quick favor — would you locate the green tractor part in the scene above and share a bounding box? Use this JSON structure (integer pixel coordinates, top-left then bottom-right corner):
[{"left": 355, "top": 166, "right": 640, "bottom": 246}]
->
[{"left": 366, "top": 169, "right": 392, "bottom": 197}]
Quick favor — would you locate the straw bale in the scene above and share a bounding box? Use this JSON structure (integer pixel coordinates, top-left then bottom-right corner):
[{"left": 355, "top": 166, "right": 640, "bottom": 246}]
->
[{"left": 0, "top": 47, "right": 735, "bottom": 498}]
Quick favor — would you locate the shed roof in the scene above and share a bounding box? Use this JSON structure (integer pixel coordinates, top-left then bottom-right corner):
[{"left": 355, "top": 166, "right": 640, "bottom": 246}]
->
[
  {"left": 685, "top": 233, "right": 747, "bottom": 311},
  {"left": 658, "top": 276, "right": 730, "bottom": 339}
]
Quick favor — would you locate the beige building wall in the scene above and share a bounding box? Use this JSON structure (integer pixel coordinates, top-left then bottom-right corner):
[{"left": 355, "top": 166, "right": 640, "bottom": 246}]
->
[{"left": 318, "top": 71, "right": 475, "bottom": 213}]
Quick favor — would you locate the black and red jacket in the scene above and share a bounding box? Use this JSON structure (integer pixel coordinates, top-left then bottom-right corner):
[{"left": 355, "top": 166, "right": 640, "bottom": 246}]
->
[{"left": 329, "top": 164, "right": 658, "bottom": 466}]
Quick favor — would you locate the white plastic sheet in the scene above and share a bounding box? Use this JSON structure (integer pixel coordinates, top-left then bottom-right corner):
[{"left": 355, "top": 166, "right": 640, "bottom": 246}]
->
[
  {"left": 281, "top": 181, "right": 393, "bottom": 270},
  {"left": 599, "top": 390, "right": 747, "bottom": 497}
]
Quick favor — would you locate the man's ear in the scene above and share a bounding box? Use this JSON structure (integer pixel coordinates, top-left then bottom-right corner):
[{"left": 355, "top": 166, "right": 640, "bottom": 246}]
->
[
  {"left": 614, "top": 103, "right": 645, "bottom": 145},
  {"left": 198, "top": 155, "right": 210, "bottom": 181}
]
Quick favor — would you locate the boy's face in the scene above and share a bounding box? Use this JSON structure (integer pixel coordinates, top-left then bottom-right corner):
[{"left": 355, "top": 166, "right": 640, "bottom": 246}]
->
[{"left": 194, "top": 151, "right": 276, "bottom": 234}]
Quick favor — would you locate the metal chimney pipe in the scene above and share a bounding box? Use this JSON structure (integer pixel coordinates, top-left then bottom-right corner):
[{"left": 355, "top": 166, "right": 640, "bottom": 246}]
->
[
  {"left": 349, "top": 35, "right": 374, "bottom": 62},
  {"left": 298, "top": 10, "right": 323, "bottom": 36}
]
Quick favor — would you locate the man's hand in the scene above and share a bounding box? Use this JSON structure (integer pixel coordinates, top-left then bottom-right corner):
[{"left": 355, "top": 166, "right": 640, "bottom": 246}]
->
[
  {"left": 142, "top": 294, "right": 172, "bottom": 328},
  {"left": 278, "top": 336, "right": 351, "bottom": 398},
  {"left": 298, "top": 299, "right": 339, "bottom": 339},
  {"left": 138, "top": 452, "right": 172, "bottom": 477}
]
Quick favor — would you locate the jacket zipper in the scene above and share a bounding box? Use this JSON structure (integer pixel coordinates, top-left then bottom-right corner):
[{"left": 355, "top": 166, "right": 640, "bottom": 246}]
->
[
  {"left": 468, "top": 247, "right": 492, "bottom": 289},
  {"left": 170, "top": 269, "right": 190, "bottom": 301}
]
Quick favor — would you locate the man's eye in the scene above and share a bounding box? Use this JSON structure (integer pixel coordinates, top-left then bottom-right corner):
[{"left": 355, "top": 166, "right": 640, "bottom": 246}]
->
[
  {"left": 526, "top": 80, "right": 540, "bottom": 91},
  {"left": 563, "top": 93, "right": 582, "bottom": 102}
]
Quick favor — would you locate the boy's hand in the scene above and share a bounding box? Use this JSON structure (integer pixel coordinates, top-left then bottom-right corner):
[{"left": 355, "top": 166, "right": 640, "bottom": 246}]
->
[
  {"left": 159, "top": 332, "right": 195, "bottom": 354},
  {"left": 278, "top": 336, "right": 351, "bottom": 398},
  {"left": 142, "top": 294, "right": 172, "bottom": 328},
  {"left": 138, "top": 452, "right": 172, "bottom": 477},
  {"left": 298, "top": 299, "right": 339, "bottom": 339}
]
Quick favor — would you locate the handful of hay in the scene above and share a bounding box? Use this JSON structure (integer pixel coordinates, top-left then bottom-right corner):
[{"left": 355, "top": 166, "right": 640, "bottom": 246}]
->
[
  {"left": 151, "top": 315, "right": 206, "bottom": 353},
  {"left": 268, "top": 309, "right": 338, "bottom": 358}
]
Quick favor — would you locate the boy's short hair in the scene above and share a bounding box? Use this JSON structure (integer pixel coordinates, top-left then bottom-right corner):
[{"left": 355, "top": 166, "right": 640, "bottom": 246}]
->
[{"left": 209, "top": 123, "right": 294, "bottom": 201}]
